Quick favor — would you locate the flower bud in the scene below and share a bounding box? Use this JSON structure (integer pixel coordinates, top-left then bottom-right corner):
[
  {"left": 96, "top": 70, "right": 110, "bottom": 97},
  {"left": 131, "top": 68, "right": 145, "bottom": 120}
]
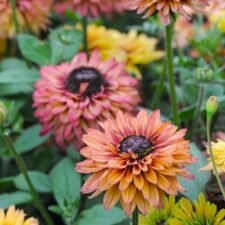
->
[
  {"left": 206, "top": 96, "right": 218, "bottom": 119},
  {"left": 195, "top": 68, "right": 214, "bottom": 82}
]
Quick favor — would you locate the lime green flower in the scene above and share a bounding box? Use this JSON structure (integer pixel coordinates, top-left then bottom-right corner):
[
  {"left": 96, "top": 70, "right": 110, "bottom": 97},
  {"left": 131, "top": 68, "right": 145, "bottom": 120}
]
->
[
  {"left": 139, "top": 196, "right": 176, "bottom": 225},
  {"left": 167, "top": 193, "right": 225, "bottom": 225}
]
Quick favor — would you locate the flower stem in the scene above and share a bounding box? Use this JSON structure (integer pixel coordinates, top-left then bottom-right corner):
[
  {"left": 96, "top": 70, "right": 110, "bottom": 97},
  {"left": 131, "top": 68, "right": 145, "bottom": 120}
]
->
[
  {"left": 206, "top": 117, "right": 225, "bottom": 200},
  {"left": 165, "top": 23, "right": 179, "bottom": 126},
  {"left": 10, "top": 0, "right": 20, "bottom": 33},
  {"left": 132, "top": 208, "right": 138, "bottom": 225},
  {"left": 82, "top": 17, "right": 89, "bottom": 57},
  {"left": 191, "top": 84, "right": 205, "bottom": 138},
  {"left": 151, "top": 61, "right": 166, "bottom": 109},
  {"left": 2, "top": 133, "right": 54, "bottom": 225}
]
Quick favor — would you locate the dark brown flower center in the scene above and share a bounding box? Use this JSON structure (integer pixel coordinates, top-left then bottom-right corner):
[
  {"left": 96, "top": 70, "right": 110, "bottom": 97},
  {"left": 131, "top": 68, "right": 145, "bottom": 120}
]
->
[
  {"left": 66, "top": 67, "right": 103, "bottom": 96},
  {"left": 158, "top": 222, "right": 165, "bottom": 225},
  {"left": 119, "top": 135, "right": 154, "bottom": 159}
]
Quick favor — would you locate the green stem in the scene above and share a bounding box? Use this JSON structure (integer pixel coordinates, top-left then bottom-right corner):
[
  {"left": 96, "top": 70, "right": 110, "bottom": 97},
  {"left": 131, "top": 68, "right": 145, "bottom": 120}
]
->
[
  {"left": 151, "top": 62, "right": 166, "bottom": 109},
  {"left": 82, "top": 17, "right": 88, "bottom": 57},
  {"left": 2, "top": 134, "right": 54, "bottom": 225},
  {"left": 10, "top": 0, "right": 20, "bottom": 33},
  {"left": 191, "top": 84, "right": 205, "bottom": 138},
  {"left": 165, "top": 23, "right": 179, "bottom": 126},
  {"left": 206, "top": 117, "right": 225, "bottom": 200},
  {"left": 132, "top": 208, "right": 138, "bottom": 225}
]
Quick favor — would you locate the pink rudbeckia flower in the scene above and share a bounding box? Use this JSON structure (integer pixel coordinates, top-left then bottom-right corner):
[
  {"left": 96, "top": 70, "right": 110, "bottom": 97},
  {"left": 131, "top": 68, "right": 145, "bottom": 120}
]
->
[
  {"left": 33, "top": 51, "right": 140, "bottom": 149},
  {"left": 55, "top": 0, "right": 125, "bottom": 17}
]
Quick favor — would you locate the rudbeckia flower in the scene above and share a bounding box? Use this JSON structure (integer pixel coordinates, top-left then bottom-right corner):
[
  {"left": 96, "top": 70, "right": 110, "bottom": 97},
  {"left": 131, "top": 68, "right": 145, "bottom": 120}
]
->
[
  {"left": 140, "top": 196, "right": 177, "bottom": 225},
  {"left": 0, "top": 206, "right": 38, "bottom": 225},
  {"left": 0, "top": 0, "right": 52, "bottom": 39},
  {"left": 124, "top": 0, "right": 208, "bottom": 25},
  {"left": 87, "top": 24, "right": 164, "bottom": 78},
  {"left": 76, "top": 110, "right": 195, "bottom": 215},
  {"left": 167, "top": 193, "right": 225, "bottom": 225},
  {"left": 200, "top": 139, "right": 225, "bottom": 175},
  {"left": 54, "top": 0, "right": 125, "bottom": 18},
  {"left": 33, "top": 51, "right": 140, "bottom": 149}
]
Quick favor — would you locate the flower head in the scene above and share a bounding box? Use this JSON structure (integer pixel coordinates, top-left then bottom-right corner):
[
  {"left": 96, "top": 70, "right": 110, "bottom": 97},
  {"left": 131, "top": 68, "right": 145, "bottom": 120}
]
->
[
  {"left": 0, "top": 205, "right": 38, "bottom": 225},
  {"left": 87, "top": 24, "right": 164, "bottom": 78},
  {"left": 125, "top": 0, "right": 208, "bottom": 25},
  {"left": 54, "top": 0, "right": 125, "bottom": 17},
  {"left": 76, "top": 110, "right": 195, "bottom": 215},
  {"left": 140, "top": 195, "right": 177, "bottom": 225},
  {"left": 200, "top": 139, "right": 225, "bottom": 175},
  {"left": 33, "top": 51, "right": 140, "bottom": 149},
  {"left": 0, "top": 0, "right": 52, "bottom": 39},
  {"left": 167, "top": 193, "right": 225, "bottom": 225}
]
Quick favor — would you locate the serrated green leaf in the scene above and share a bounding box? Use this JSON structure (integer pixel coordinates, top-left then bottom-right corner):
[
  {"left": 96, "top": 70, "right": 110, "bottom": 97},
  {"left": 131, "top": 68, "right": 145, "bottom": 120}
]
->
[
  {"left": 17, "top": 34, "right": 51, "bottom": 66},
  {"left": 49, "top": 157, "right": 81, "bottom": 208},
  {"left": 0, "top": 192, "right": 32, "bottom": 209},
  {"left": 14, "top": 171, "right": 52, "bottom": 193},
  {"left": 75, "top": 205, "right": 126, "bottom": 225},
  {"left": 15, "top": 124, "right": 50, "bottom": 154}
]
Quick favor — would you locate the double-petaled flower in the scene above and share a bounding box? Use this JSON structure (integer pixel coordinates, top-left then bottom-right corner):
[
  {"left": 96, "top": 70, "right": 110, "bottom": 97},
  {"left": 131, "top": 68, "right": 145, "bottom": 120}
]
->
[
  {"left": 0, "top": 0, "right": 52, "bottom": 39},
  {"left": 33, "top": 51, "right": 140, "bottom": 149},
  {"left": 76, "top": 110, "right": 195, "bottom": 215},
  {"left": 125, "top": 0, "right": 208, "bottom": 25},
  {"left": 54, "top": 0, "right": 125, "bottom": 17}
]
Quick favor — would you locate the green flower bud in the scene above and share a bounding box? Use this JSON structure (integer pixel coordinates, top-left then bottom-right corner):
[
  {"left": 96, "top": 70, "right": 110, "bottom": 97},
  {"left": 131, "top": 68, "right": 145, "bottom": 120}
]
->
[
  {"left": 195, "top": 68, "right": 214, "bottom": 82},
  {"left": 206, "top": 96, "right": 218, "bottom": 119},
  {"left": 0, "top": 101, "right": 8, "bottom": 126}
]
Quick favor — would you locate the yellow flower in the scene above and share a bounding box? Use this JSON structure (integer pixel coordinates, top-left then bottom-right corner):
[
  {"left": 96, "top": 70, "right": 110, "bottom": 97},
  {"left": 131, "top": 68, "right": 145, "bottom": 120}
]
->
[
  {"left": 200, "top": 139, "right": 225, "bottom": 175},
  {"left": 210, "top": 10, "right": 225, "bottom": 33},
  {"left": 139, "top": 196, "right": 177, "bottom": 225},
  {"left": 0, "top": 206, "right": 38, "bottom": 225},
  {"left": 87, "top": 24, "right": 164, "bottom": 79},
  {"left": 167, "top": 193, "right": 225, "bottom": 225}
]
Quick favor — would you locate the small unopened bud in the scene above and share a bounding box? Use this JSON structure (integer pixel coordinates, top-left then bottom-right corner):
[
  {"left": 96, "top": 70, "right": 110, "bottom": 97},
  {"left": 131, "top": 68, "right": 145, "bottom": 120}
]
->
[
  {"left": 0, "top": 101, "right": 8, "bottom": 126},
  {"left": 195, "top": 68, "right": 214, "bottom": 82},
  {"left": 206, "top": 96, "right": 218, "bottom": 119}
]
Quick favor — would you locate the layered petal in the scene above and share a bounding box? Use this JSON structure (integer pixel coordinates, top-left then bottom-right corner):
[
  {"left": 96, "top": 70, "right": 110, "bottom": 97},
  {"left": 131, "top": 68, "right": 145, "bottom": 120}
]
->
[{"left": 76, "top": 110, "right": 195, "bottom": 215}]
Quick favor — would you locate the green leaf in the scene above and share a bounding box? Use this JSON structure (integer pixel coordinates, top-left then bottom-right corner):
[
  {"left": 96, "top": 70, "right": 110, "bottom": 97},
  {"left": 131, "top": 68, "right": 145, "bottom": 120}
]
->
[
  {"left": 0, "top": 69, "right": 39, "bottom": 84},
  {"left": 49, "top": 157, "right": 81, "bottom": 208},
  {"left": 0, "top": 84, "right": 33, "bottom": 96},
  {"left": 76, "top": 205, "right": 126, "bottom": 225},
  {"left": 49, "top": 27, "right": 82, "bottom": 64},
  {"left": 0, "top": 58, "right": 28, "bottom": 71},
  {"left": 0, "top": 192, "right": 32, "bottom": 209},
  {"left": 14, "top": 171, "right": 52, "bottom": 193},
  {"left": 178, "top": 143, "right": 210, "bottom": 200},
  {"left": 48, "top": 205, "right": 63, "bottom": 215},
  {"left": 17, "top": 34, "right": 51, "bottom": 66},
  {"left": 15, "top": 124, "right": 50, "bottom": 154}
]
